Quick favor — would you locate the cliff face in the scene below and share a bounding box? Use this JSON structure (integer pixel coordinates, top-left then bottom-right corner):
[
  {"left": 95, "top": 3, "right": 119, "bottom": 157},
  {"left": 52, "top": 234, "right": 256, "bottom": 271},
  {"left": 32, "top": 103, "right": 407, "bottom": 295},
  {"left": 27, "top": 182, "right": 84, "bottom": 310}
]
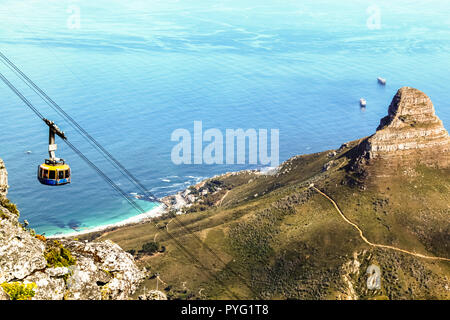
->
[
  {"left": 353, "top": 87, "right": 450, "bottom": 179},
  {"left": 0, "top": 159, "right": 145, "bottom": 300},
  {"left": 0, "top": 159, "right": 7, "bottom": 198}
]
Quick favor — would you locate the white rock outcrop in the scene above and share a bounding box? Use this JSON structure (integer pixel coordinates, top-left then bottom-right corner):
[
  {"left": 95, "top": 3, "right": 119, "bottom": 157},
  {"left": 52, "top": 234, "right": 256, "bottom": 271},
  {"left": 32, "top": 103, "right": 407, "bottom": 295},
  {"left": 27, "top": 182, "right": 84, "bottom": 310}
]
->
[{"left": 0, "top": 158, "right": 145, "bottom": 300}]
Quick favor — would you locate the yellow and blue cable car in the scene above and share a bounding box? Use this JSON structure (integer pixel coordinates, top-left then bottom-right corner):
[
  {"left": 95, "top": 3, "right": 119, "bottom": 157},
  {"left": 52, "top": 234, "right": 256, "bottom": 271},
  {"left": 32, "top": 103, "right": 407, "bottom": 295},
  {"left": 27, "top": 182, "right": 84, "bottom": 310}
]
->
[
  {"left": 37, "top": 119, "right": 71, "bottom": 186},
  {"left": 37, "top": 160, "right": 71, "bottom": 186}
]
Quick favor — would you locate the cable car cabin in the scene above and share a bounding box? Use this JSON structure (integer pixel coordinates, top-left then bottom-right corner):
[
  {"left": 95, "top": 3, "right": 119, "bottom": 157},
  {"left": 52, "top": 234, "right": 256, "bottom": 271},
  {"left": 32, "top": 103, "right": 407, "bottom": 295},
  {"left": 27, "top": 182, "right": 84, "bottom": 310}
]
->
[{"left": 37, "top": 159, "right": 71, "bottom": 186}]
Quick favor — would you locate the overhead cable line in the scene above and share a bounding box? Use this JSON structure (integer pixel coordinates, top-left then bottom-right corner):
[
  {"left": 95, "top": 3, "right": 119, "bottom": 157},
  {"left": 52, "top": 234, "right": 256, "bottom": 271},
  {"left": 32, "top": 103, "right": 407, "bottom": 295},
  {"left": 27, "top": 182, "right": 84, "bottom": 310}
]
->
[
  {"left": 0, "top": 51, "right": 159, "bottom": 202},
  {"left": 0, "top": 54, "right": 264, "bottom": 298},
  {"left": 0, "top": 69, "right": 242, "bottom": 300}
]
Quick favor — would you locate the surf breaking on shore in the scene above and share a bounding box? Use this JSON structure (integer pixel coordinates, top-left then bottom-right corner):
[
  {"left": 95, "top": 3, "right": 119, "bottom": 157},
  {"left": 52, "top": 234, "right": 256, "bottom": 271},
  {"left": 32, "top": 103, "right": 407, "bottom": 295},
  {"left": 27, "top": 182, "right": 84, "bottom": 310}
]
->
[
  {"left": 48, "top": 167, "right": 277, "bottom": 239},
  {"left": 47, "top": 203, "right": 167, "bottom": 239}
]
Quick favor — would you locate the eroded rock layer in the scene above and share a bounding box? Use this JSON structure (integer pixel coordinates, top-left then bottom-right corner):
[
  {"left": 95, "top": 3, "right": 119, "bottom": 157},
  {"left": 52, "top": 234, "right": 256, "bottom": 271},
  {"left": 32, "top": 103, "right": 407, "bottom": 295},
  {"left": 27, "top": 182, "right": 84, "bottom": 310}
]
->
[{"left": 354, "top": 87, "right": 450, "bottom": 178}]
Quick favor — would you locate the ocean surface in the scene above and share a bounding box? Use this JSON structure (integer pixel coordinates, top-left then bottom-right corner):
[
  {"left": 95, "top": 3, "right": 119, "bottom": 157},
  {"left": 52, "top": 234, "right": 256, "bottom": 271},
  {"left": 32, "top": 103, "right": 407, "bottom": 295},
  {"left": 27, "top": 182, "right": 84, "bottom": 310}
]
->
[{"left": 0, "top": 0, "right": 449, "bottom": 236}]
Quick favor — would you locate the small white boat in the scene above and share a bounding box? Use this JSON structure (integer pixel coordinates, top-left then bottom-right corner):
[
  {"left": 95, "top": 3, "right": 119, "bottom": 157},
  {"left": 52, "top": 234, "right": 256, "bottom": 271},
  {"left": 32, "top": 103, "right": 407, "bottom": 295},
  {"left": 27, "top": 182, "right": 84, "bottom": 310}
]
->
[
  {"left": 360, "top": 98, "right": 367, "bottom": 107},
  {"left": 377, "top": 77, "right": 386, "bottom": 85}
]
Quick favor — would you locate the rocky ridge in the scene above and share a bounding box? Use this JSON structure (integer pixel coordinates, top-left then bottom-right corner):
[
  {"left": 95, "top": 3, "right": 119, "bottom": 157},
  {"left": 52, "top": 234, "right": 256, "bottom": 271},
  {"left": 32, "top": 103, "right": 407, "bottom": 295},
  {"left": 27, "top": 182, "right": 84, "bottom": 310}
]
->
[
  {"left": 0, "top": 159, "right": 7, "bottom": 197},
  {"left": 0, "top": 160, "right": 145, "bottom": 300},
  {"left": 352, "top": 87, "right": 450, "bottom": 179}
]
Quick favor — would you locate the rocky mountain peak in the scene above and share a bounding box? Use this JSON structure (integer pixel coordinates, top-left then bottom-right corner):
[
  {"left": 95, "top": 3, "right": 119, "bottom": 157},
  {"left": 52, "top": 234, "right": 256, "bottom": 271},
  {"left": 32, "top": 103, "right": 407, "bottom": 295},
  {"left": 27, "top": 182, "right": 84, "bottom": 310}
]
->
[
  {"left": 376, "top": 87, "right": 446, "bottom": 132},
  {"left": 352, "top": 87, "right": 450, "bottom": 179}
]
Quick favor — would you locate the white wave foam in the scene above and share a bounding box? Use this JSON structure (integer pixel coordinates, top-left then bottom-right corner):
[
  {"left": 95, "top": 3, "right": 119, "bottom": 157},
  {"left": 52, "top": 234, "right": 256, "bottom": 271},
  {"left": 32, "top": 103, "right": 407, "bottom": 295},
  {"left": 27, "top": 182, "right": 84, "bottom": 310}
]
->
[{"left": 47, "top": 203, "right": 166, "bottom": 239}]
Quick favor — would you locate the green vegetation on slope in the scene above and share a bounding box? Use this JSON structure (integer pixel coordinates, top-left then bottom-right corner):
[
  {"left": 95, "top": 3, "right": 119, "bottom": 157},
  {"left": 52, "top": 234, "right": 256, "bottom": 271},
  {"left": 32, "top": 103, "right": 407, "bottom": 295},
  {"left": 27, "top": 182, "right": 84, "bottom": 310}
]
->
[
  {"left": 0, "top": 197, "right": 19, "bottom": 216},
  {"left": 81, "top": 140, "right": 449, "bottom": 300},
  {"left": 45, "top": 240, "right": 77, "bottom": 268},
  {"left": 1, "top": 282, "right": 36, "bottom": 300}
]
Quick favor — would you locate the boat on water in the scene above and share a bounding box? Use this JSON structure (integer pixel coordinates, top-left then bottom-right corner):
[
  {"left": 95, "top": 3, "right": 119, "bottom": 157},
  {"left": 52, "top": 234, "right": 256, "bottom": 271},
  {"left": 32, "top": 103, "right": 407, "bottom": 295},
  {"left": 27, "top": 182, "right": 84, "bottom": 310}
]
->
[
  {"left": 377, "top": 77, "right": 386, "bottom": 85},
  {"left": 360, "top": 98, "right": 367, "bottom": 107}
]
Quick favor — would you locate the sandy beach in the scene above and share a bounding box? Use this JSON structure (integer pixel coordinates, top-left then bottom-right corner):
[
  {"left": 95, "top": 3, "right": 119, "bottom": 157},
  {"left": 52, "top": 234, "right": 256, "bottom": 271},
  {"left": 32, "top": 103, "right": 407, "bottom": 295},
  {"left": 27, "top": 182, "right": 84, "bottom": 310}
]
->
[
  {"left": 47, "top": 202, "right": 167, "bottom": 239},
  {"left": 48, "top": 167, "right": 273, "bottom": 239}
]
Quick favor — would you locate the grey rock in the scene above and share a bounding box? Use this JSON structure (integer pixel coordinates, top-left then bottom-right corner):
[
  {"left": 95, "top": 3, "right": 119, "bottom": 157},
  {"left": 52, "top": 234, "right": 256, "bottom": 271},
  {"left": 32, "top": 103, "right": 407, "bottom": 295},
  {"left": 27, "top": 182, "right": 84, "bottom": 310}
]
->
[
  {"left": 45, "top": 267, "right": 70, "bottom": 278},
  {"left": 0, "top": 159, "right": 8, "bottom": 197},
  {"left": 0, "top": 158, "right": 145, "bottom": 300},
  {"left": 0, "top": 207, "right": 47, "bottom": 282},
  {"left": 61, "top": 239, "right": 145, "bottom": 300},
  {"left": 24, "top": 271, "right": 66, "bottom": 300},
  {"left": 138, "top": 290, "right": 167, "bottom": 300}
]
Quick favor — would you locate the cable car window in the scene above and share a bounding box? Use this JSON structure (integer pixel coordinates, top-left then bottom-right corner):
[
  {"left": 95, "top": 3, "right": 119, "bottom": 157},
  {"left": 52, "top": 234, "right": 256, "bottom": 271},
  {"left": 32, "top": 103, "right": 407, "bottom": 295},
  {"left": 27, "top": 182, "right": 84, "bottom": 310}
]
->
[
  {"left": 43, "top": 169, "right": 49, "bottom": 178},
  {"left": 58, "top": 171, "right": 64, "bottom": 179},
  {"left": 39, "top": 168, "right": 43, "bottom": 177},
  {"left": 49, "top": 170, "right": 56, "bottom": 180},
  {"left": 66, "top": 170, "right": 70, "bottom": 178}
]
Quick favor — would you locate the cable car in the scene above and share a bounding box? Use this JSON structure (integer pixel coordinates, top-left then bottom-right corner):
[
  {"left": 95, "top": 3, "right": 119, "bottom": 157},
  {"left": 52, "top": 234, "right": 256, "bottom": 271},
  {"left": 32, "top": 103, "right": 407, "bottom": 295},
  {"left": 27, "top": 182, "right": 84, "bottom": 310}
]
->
[
  {"left": 37, "top": 160, "right": 71, "bottom": 186},
  {"left": 37, "top": 119, "right": 71, "bottom": 186}
]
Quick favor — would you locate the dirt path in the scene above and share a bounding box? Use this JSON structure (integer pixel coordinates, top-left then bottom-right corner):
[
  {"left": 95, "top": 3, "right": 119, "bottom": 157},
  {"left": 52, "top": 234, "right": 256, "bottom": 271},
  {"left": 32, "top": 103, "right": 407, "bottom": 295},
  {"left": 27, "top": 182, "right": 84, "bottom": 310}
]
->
[
  {"left": 215, "top": 190, "right": 231, "bottom": 207},
  {"left": 311, "top": 186, "right": 450, "bottom": 262}
]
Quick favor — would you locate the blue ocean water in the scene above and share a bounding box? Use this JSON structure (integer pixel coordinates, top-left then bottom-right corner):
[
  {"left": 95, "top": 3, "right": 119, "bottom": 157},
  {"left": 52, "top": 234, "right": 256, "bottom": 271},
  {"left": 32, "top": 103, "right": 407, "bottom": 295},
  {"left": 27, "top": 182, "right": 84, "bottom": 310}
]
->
[{"left": 0, "top": 0, "right": 449, "bottom": 236}]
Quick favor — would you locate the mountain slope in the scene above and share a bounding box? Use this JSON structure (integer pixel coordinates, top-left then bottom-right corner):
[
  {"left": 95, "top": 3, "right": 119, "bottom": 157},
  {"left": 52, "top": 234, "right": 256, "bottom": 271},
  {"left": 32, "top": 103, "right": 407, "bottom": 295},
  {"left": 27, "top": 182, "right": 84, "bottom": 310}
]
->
[{"left": 86, "top": 88, "right": 450, "bottom": 300}]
